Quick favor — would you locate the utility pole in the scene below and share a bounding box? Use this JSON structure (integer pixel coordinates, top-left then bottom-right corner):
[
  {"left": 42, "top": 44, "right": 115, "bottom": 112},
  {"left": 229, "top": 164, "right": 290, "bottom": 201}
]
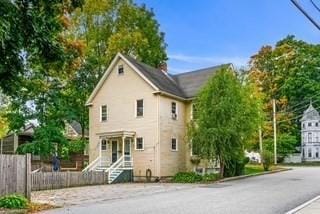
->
[
  {"left": 259, "top": 126, "right": 263, "bottom": 164},
  {"left": 273, "top": 99, "right": 277, "bottom": 165},
  {"left": 259, "top": 126, "right": 263, "bottom": 154}
]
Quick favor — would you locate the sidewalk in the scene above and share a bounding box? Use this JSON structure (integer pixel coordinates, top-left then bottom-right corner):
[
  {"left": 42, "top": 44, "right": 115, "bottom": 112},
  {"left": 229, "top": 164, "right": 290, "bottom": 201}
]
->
[{"left": 287, "top": 196, "right": 320, "bottom": 214}]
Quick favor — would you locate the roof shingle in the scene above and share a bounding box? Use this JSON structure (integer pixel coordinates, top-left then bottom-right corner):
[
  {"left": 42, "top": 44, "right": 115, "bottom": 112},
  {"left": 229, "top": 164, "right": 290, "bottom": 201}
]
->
[{"left": 124, "top": 55, "right": 230, "bottom": 99}]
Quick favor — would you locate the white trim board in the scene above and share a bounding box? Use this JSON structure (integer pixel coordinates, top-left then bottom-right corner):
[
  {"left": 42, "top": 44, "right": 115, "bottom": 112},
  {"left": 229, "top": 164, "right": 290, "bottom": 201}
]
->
[{"left": 285, "top": 195, "right": 320, "bottom": 214}]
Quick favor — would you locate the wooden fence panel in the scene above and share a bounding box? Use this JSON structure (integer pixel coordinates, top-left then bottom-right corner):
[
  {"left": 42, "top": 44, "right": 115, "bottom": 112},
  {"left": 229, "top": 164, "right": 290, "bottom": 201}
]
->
[
  {"left": 31, "top": 171, "right": 107, "bottom": 191},
  {"left": 0, "top": 154, "right": 31, "bottom": 199}
]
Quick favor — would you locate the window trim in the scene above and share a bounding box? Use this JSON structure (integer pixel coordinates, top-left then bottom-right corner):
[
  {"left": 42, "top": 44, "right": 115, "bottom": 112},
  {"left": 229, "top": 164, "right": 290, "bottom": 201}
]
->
[
  {"left": 101, "top": 139, "right": 107, "bottom": 151},
  {"left": 171, "top": 102, "right": 178, "bottom": 120},
  {"left": 135, "top": 99, "right": 144, "bottom": 117},
  {"left": 118, "top": 64, "right": 124, "bottom": 75},
  {"left": 171, "top": 137, "right": 178, "bottom": 151},
  {"left": 135, "top": 137, "right": 144, "bottom": 151},
  {"left": 100, "top": 105, "right": 108, "bottom": 122},
  {"left": 308, "top": 132, "right": 312, "bottom": 143},
  {"left": 308, "top": 148, "right": 312, "bottom": 158}
]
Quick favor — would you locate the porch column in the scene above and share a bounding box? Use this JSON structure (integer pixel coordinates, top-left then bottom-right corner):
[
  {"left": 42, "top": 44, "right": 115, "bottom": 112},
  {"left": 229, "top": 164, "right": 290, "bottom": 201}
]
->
[{"left": 122, "top": 136, "right": 125, "bottom": 157}]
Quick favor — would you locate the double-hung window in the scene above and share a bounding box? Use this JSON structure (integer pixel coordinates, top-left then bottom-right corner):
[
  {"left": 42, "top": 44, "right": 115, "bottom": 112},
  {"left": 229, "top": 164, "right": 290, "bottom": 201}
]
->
[
  {"left": 136, "top": 137, "right": 144, "bottom": 150},
  {"left": 171, "top": 138, "right": 178, "bottom": 151},
  {"left": 101, "top": 105, "right": 108, "bottom": 122},
  {"left": 118, "top": 65, "right": 124, "bottom": 75},
  {"left": 101, "top": 139, "right": 107, "bottom": 150},
  {"left": 171, "top": 102, "right": 177, "bottom": 120},
  {"left": 136, "top": 99, "right": 144, "bottom": 117}
]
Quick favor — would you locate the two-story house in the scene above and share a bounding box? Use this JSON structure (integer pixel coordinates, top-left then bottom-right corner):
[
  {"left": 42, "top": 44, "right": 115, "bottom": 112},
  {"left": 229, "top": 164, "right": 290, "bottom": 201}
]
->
[{"left": 84, "top": 53, "right": 232, "bottom": 183}]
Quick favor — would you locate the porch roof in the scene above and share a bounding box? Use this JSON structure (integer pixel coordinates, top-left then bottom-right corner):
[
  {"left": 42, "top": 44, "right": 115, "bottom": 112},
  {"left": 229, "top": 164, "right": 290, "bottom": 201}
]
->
[{"left": 97, "top": 130, "right": 136, "bottom": 138}]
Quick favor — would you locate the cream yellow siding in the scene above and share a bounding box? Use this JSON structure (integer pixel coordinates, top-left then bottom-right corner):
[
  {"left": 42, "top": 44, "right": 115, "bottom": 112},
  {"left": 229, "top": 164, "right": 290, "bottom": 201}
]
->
[
  {"left": 159, "top": 96, "right": 187, "bottom": 176},
  {"left": 88, "top": 58, "right": 160, "bottom": 177}
]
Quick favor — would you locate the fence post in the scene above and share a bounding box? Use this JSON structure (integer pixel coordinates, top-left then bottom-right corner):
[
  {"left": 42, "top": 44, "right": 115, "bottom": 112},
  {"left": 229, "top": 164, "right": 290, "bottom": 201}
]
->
[{"left": 25, "top": 154, "right": 31, "bottom": 200}]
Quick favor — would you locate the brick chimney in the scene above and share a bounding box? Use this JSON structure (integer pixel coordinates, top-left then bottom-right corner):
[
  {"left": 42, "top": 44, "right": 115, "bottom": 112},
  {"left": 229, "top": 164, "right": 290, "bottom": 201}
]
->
[{"left": 159, "top": 62, "right": 168, "bottom": 73}]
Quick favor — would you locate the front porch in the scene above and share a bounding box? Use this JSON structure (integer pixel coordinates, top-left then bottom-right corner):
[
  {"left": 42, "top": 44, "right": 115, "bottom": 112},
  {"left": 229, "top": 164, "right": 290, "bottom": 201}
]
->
[{"left": 83, "top": 131, "right": 135, "bottom": 183}]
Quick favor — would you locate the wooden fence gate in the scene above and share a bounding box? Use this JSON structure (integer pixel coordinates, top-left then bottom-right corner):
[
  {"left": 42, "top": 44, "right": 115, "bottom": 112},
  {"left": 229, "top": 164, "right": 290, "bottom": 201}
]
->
[{"left": 0, "top": 154, "right": 31, "bottom": 199}]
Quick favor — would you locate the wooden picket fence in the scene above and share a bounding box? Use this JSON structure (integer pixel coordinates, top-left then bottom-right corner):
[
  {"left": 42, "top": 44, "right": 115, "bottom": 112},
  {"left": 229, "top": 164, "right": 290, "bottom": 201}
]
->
[
  {"left": 31, "top": 171, "right": 108, "bottom": 191},
  {"left": 0, "top": 154, "right": 31, "bottom": 199}
]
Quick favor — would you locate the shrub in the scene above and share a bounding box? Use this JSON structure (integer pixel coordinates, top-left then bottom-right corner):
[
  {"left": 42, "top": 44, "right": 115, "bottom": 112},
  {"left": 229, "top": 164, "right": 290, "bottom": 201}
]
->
[
  {"left": 202, "top": 173, "right": 218, "bottom": 182},
  {"left": 0, "top": 194, "right": 28, "bottom": 209},
  {"left": 262, "top": 150, "right": 273, "bottom": 171},
  {"left": 224, "top": 156, "right": 250, "bottom": 177},
  {"left": 172, "top": 172, "right": 202, "bottom": 183},
  {"left": 172, "top": 172, "right": 218, "bottom": 183}
]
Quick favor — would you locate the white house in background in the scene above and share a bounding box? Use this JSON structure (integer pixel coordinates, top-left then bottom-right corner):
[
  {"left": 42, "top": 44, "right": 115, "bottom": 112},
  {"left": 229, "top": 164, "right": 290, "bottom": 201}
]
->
[{"left": 301, "top": 103, "right": 320, "bottom": 161}]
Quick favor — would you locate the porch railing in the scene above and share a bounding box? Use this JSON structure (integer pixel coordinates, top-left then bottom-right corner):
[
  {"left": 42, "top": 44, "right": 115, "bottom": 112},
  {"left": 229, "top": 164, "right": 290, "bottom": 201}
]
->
[{"left": 82, "top": 156, "right": 100, "bottom": 172}]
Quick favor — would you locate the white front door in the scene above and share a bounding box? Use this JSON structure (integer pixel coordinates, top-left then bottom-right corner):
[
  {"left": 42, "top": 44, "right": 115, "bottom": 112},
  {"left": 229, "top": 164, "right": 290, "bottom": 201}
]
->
[{"left": 100, "top": 139, "right": 109, "bottom": 166}]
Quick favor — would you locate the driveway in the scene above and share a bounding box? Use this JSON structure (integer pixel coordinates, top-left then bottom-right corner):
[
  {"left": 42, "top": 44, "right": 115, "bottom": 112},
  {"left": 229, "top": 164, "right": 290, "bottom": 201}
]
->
[{"left": 36, "top": 167, "right": 320, "bottom": 214}]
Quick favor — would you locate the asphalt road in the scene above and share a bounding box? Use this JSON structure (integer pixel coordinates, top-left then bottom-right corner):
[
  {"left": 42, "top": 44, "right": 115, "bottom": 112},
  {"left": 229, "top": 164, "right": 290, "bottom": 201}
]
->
[{"left": 41, "top": 167, "right": 320, "bottom": 214}]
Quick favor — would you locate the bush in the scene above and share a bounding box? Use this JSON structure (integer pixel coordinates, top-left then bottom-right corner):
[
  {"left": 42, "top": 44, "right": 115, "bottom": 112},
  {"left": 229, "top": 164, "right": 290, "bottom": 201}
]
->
[
  {"left": 224, "top": 156, "right": 250, "bottom": 177},
  {"left": 202, "top": 173, "right": 219, "bottom": 182},
  {"left": 172, "top": 172, "right": 202, "bottom": 183},
  {"left": 262, "top": 150, "right": 273, "bottom": 171},
  {"left": 0, "top": 194, "right": 28, "bottom": 209},
  {"left": 172, "top": 172, "right": 218, "bottom": 183}
]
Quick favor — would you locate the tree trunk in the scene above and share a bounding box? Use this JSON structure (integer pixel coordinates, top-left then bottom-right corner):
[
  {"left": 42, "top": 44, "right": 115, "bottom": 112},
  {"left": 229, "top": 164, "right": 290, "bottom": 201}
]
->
[{"left": 219, "top": 158, "right": 224, "bottom": 178}]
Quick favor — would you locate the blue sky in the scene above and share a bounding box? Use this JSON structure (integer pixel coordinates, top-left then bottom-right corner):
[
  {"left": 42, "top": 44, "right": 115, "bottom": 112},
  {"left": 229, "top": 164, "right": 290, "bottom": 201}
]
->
[{"left": 135, "top": 0, "right": 320, "bottom": 73}]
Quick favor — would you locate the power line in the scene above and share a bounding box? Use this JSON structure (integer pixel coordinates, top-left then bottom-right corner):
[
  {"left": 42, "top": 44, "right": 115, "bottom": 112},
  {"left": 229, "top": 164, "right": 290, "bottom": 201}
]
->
[
  {"left": 278, "top": 99, "right": 320, "bottom": 115},
  {"left": 277, "top": 108, "right": 320, "bottom": 123},
  {"left": 310, "top": 0, "right": 320, "bottom": 13},
  {"left": 291, "top": 0, "right": 320, "bottom": 30}
]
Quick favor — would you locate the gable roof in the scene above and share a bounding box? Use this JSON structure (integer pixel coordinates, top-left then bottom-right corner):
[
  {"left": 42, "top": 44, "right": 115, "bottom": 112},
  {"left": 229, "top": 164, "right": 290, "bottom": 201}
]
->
[
  {"left": 124, "top": 55, "right": 186, "bottom": 98},
  {"left": 86, "top": 53, "right": 232, "bottom": 104},
  {"left": 171, "top": 64, "right": 232, "bottom": 98},
  {"left": 68, "top": 121, "right": 89, "bottom": 137},
  {"left": 301, "top": 103, "right": 320, "bottom": 121}
]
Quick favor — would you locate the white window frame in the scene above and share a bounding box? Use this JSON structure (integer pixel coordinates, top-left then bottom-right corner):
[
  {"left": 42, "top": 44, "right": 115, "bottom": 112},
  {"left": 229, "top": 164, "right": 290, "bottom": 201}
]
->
[
  {"left": 171, "top": 137, "right": 178, "bottom": 151},
  {"left": 135, "top": 137, "right": 144, "bottom": 151},
  {"left": 100, "top": 105, "right": 108, "bottom": 122},
  {"left": 135, "top": 99, "right": 144, "bottom": 117},
  {"left": 171, "top": 102, "right": 178, "bottom": 120},
  {"left": 118, "top": 64, "right": 124, "bottom": 75},
  {"left": 308, "top": 132, "right": 312, "bottom": 143},
  {"left": 308, "top": 148, "right": 312, "bottom": 158},
  {"left": 101, "top": 139, "right": 107, "bottom": 151}
]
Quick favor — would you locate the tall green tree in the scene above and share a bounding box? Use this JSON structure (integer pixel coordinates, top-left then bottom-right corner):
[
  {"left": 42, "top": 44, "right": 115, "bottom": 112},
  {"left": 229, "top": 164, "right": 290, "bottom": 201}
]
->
[
  {"left": 0, "top": 0, "right": 83, "bottom": 95},
  {"left": 64, "top": 0, "right": 168, "bottom": 136},
  {"left": 248, "top": 36, "right": 320, "bottom": 156},
  {"left": 188, "top": 67, "right": 262, "bottom": 178}
]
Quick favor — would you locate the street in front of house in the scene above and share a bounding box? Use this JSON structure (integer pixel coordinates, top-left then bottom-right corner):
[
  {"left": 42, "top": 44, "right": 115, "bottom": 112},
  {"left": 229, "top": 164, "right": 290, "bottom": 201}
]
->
[{"left": 37, "top": 167, "right": 320, "bottom": 214}]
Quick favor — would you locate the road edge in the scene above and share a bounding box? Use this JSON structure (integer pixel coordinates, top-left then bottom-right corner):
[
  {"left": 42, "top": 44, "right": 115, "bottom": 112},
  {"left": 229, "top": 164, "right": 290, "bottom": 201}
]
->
[
  {"left": 285, "top": 195, "right": 320, "bottom": 214},
  {"left": 219, "top": 168, "right": 291, "bottom": 183}
]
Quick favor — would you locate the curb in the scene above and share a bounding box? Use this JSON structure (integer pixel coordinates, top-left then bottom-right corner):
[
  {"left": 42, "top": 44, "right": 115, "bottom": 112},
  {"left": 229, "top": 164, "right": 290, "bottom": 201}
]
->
[
  {"left": 219, "top": 168, "right": 291, "bottom": 182},
  {"left": 286, "top": 195, "right": 320, "bottom": 214}
]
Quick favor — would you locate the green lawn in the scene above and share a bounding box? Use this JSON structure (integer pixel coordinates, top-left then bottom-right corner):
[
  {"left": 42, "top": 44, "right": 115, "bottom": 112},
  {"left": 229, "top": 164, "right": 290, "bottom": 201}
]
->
[{"left": 244, "top": 164, "right": 265, "bottom": 175}]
